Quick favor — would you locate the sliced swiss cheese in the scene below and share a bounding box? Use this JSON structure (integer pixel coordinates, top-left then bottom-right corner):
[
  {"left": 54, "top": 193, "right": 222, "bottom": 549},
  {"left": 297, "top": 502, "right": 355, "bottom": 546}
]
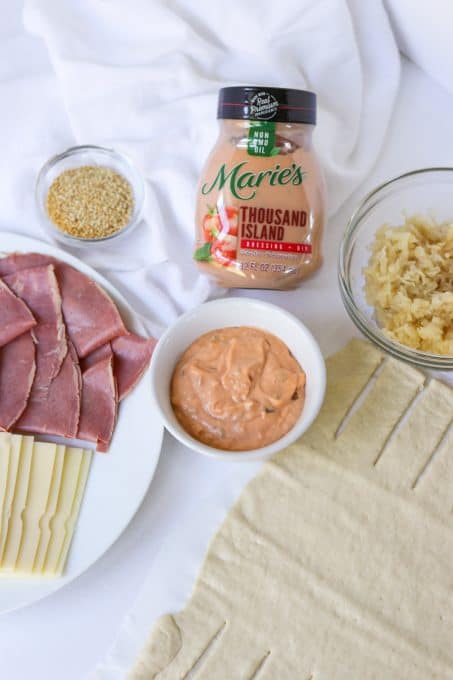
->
[
  {"left": 33, "top": 444, "right": 66, "bottom": 572},
  {"left": 0, "top": 434, "right": 11, "bottom": 554},
  {"left": 0, "top": 434, "right": 23, "bottom": 559},
  {"left": 42, "top": 447, "right": 84, "bottom": 574},
  {"left": 56, "top": 450, "right": 92, "bottom": 575},
  {"left": 1, "top": 436, "right": 34, "bottom": 570},
  {"left": 15, "top": 442, "right": 57, "bottom": 573},
  {"left": 0, "top": 439, "right": 92, "bottom": 577}
]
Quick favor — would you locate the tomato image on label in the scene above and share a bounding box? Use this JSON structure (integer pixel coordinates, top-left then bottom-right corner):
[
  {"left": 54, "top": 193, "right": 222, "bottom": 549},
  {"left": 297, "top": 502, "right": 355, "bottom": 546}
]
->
[
  {"left": 195, "top": 205, "right": 239, "bottom": 265},
  {"left": 211, "top": 233, "right": 238, "bottom": 266},
  {"left": 202, "top": 207, "right": 220, "bottom": 242},
  {"left": 202, "top": 205, "right": 238, "bottom": 240}
]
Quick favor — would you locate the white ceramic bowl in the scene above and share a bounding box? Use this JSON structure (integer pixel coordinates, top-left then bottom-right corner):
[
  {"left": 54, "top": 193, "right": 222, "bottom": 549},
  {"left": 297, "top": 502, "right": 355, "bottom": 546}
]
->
[{"left": 150, "top": 298, "right": 326, "bottom": 461}]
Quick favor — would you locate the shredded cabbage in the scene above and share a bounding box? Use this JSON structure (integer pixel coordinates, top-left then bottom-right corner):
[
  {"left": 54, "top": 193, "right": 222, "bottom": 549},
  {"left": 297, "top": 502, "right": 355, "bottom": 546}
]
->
[{"left": 364, "top": 216, "right": 453, "bottom": 355}]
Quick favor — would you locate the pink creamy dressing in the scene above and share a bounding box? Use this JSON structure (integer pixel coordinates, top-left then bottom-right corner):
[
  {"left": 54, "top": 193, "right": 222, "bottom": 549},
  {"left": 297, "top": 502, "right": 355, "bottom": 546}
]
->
[{"left": 171, "top": 327, "right": 306, "bottom": 451}]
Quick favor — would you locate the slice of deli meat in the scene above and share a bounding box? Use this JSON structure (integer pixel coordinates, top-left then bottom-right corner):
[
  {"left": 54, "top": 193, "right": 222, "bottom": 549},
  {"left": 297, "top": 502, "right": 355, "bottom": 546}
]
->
[
  {"left": 16, "top": 341, "right": 81, "bottom": 438},
  {"left": 0, "top": 253, "right": 127, "bottom": 357},
  {"left": 0, "top": 252, "right": 53, "bottom": 276},
  {"left": 0, "top": 279, "right": 36, "bottom": 348},
  {"left": 0, "top": 333, "right": 36, "bottom": 431},
  {"left": 111, "top": 333, "right": 156, "bottom": 400},
  {"left": 53, "top": 263, "right": 127, "bottom": 358},
  {"left": 4, "top": 265, "right": 67, "bottom": 384},
  {"left": 80, "top": 343, "right": 113, "bottom": 373},
  {"left": 78, "top": 356, "right": 117, "bottom": 452},
  {"left": 81, "top": 333, "right": 155, "bottom": 400}
]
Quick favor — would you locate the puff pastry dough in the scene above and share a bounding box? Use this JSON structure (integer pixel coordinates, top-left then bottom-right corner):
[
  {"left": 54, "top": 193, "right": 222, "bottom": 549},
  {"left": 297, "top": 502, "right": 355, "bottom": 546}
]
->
[{"left": 131, "top": 340, "right": 453, "bottom": 679}]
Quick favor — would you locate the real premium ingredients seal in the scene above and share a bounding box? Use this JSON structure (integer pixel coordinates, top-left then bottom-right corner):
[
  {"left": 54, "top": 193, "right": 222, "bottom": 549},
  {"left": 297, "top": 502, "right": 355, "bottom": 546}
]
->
[{"left": 194, "top": 86, "right": 326, "bottom": 289}]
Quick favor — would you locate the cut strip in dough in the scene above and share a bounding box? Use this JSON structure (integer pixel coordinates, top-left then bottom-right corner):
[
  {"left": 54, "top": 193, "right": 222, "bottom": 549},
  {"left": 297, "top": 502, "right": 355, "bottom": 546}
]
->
[
  {"left": 189, "top": 624, "right": 269, "bottom": 680},
  {"left": 413, "top": 426, "right": 453, "bottom": 512},
  {"left": 251, "top": 653, "right": 309, "bottom": 680},
  {"left": 303, "top": 338, "right": 383, "bottom": 453},
  {"left": 335, "top": 358, "right": 425, "bottom": 467},
  {"left": 376, "top": 380, "right": 453, "bottom": 491}
]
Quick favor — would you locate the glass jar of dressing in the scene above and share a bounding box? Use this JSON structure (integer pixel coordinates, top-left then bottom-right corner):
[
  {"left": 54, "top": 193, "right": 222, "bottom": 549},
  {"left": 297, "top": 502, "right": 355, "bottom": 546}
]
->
[{"left": 194, "top": 86, "right": 326, "bottom": 289}]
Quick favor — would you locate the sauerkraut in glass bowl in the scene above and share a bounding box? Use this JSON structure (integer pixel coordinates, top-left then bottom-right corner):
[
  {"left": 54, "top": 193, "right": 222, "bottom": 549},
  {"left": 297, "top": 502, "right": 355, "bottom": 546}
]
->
[{"left": 339, "top": 168, "right": 453, "bottom": 370}]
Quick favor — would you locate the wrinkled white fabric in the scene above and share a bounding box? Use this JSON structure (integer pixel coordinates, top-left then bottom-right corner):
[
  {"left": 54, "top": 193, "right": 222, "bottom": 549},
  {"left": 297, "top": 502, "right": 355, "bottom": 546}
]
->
[
  {"left": 20, "top": 0, "right": 400, "bottom": 329},
  {"left": 385, "top": 0, "right": 453, "bottom": 96}
]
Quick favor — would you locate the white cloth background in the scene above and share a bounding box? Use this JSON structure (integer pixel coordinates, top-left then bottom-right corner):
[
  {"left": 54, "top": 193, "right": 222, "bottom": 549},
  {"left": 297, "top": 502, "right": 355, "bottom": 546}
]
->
[
  {"left": 1, "top": 1, "right": 453, "bottom": 678},
  {"left": 21, "top": 0, "right": 403, "bottom": 329},
  {"left": 6, "top": 0, "right": 453, "bottom": 328}
]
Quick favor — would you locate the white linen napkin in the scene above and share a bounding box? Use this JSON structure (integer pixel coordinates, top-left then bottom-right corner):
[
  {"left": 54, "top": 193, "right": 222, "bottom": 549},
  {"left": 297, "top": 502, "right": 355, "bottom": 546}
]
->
[{"left": 22, "top": 0, "right": 400, "bottom": 329}]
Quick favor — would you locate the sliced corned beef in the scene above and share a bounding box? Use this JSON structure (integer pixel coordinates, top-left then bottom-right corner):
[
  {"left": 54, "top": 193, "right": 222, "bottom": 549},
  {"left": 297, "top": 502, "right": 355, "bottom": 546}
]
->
[
  {"left": 78, "top": 356, "right": 117, "bottom": 452},
  {"left": 0, "top": 333, "right": 36, "bottom": 431},
  {"left": 111, "top": 333, "right": 156, "bottom": 400},
  {"left": 80, "top": 342, "right": 113, "bottom": 373},
  {"left": 81, "top": 333, "right": 155, "bottom": 401},
  {"left": 16, "top": 340, "right": 81, "bottom": 438},
  {"left": 0, "top": 253, "right": 154, "bottom": 450},
  {"left": 0, "top": 252, "right": 51, "bottom": 276},
  {"left": 4, "top": 265, "right": 67, "bottom": 384},
  {"left": 0, "top": 253, "right": 127, "bottom": 357},
  {"left": 0, "top": 279, "right": 36, "bottom": 348}
]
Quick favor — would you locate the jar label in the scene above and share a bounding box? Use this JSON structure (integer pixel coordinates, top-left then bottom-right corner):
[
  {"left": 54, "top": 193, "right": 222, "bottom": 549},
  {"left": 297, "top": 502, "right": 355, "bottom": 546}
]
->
[
  {"left": 247, "top": 121, "right": 279, "bottom": 157},
  {"left": 194, "top": 120, "right": 325, "bottom": 288}
]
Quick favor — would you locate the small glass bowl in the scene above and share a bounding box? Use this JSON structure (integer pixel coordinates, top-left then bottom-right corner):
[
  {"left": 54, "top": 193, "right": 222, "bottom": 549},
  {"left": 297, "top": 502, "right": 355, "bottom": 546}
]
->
[
  {"left": 339, "top": 168, "right": 453, "bottom": 371},
  {"left": 35, "top": 145, "right": 145, "bottom": 248}
]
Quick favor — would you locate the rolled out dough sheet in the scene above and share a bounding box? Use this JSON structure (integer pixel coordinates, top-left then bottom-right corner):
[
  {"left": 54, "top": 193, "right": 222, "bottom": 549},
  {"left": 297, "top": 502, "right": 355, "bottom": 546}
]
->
[{"left": 131, "top": 339, "right": 453, "bottom": 679}]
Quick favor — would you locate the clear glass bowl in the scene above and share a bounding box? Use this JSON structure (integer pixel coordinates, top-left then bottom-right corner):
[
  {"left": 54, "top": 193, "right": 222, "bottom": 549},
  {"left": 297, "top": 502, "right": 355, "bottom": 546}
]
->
[
  {"left": 35, "top": 145, "right": 145, "bottom": 248},
  {"left": 339, "top": 168, "right": 453, "bottom": 371}
]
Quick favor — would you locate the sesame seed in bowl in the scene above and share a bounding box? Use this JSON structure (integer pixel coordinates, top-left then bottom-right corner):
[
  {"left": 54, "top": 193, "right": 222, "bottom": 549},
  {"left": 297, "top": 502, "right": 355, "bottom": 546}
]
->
[{"left": 36, "top": 145, "right": 145, "bottom": 247}]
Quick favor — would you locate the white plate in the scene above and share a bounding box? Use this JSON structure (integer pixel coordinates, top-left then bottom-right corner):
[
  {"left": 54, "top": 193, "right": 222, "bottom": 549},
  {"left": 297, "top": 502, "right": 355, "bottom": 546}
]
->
[{"left": 0, "top": 233, "right": 164, "bottom": 613}]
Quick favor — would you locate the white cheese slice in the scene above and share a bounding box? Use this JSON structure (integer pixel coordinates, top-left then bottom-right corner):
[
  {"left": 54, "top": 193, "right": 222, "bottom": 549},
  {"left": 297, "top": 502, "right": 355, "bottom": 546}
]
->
[
  {"left": 0, "top": 434, "right": 23, "bottom": 559},
  {"left": 1, "top": 436, "right": 34, "bottom": 570},
  {"left": 15, "top": 442, "right": 57, "bottom": 573},
  {"left": 42, "top": 447, "right": 84, "bottom": 574},
  {"left": 0, "top": 434, "right": 11, "bottom": 550},
  {"left": 33, "top": 444, "right": 66, "bottom": 572},
  {"left": 1, "top": 440, "right": 93, "bottom": 577},
  {"left": 56, "top": 450, "right": 92, "bottom": 575}
]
